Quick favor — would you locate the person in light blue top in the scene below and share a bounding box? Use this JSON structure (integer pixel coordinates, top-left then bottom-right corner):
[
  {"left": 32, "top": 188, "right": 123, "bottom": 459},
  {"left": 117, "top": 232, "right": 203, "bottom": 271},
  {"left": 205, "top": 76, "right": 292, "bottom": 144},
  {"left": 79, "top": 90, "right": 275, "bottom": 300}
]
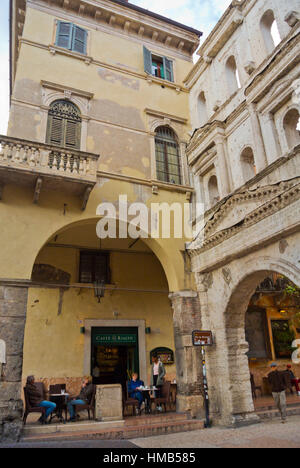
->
[{"left": 128, "top": 373, "right": 151, "bottom": 414}]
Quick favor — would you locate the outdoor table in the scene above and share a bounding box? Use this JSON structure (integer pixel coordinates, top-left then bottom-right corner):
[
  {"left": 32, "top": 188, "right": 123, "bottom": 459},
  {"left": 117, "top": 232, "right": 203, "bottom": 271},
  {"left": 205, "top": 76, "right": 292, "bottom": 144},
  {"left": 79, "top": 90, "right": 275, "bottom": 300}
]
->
[
  {"left": 49, "top": 393, "right": 69, "bottom": 424},
  {"left": 138, "top": 387, "right": 158, "bottom": 414}
]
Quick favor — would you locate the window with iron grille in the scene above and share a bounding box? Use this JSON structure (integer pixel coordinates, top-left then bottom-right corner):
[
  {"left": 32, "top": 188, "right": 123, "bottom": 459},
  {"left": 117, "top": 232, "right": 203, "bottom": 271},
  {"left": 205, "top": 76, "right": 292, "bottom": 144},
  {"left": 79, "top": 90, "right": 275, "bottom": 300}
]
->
[
  {"left": 46, "top": 100, "right": 81, "bottom": 150},
  {"left": 155, "top": 127, "right": 182, "bottom": 185},
  {"left": 56, "top": 21, "right": 88, "bottom": 55},
  {"left": 79, "top": 251, "right": 110, "bottom": 284}
]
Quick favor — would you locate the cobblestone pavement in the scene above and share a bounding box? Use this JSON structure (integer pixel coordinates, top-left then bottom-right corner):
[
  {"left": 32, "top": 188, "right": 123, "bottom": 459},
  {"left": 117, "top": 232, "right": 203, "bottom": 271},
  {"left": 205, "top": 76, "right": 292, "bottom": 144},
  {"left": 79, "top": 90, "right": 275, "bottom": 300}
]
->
[{"left": 131, "top": 415, "right": 300, "bottom": 448}]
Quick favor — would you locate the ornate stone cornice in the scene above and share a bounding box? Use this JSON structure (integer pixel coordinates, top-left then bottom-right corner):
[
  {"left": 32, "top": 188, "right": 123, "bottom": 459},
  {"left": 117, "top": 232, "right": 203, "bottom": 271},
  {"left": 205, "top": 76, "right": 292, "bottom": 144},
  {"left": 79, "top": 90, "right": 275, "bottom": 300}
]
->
[{"left": 188, "top": 177, "right": 300, "bottom": 257}]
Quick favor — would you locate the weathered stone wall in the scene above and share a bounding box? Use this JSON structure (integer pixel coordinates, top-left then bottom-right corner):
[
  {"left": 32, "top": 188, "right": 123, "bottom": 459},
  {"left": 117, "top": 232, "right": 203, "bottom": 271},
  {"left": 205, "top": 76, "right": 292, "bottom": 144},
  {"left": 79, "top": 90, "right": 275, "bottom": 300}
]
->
[
  {"left": 169, "top": 291, "right": 204, "bottom": 418},
  {"left": 0, "top": 285, "right": 28, "bottom": 442}
]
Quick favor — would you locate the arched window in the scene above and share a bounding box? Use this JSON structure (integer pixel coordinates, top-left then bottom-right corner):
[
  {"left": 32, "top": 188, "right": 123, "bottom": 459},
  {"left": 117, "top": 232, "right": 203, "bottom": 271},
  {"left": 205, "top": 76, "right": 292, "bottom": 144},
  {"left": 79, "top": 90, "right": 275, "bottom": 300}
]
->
[
  {"left": 241, "top": 147, "right": 256, "bottom": 182},
  {"left": 46, "top": 100, "right": 81, "bottom": 150},
  {"left": 198, "top": 91, "right": 208, "bottom": 127},
  {"left": 260, "top": 10, "right": 281, "bottom": 55},
  {"left": 283, "top": 108, "right": 300, "bottom": 150},
  {"left": 155, "top": 127, "right": 181, "bottom": 185},
  {"left": 208, "top": 175, "right": 220, "bottom": 207},
  {"left": 225, "top": 56, "right": 241, "bottom": 96}
]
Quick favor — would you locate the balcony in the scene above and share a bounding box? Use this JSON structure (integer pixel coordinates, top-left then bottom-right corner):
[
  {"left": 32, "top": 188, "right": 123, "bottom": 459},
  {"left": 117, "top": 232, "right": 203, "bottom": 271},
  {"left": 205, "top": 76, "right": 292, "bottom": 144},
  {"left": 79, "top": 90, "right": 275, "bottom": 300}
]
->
[{"left": 0, "top": 135, "right": 100, "bottom": 210}]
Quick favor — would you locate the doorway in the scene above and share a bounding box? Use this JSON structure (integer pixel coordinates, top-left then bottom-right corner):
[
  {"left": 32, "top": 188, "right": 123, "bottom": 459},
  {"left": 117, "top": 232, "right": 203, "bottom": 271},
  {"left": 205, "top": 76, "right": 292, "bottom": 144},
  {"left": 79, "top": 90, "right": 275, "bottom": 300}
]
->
[{"left": 91, "top": 327, "right": 139, "bottom": 391}]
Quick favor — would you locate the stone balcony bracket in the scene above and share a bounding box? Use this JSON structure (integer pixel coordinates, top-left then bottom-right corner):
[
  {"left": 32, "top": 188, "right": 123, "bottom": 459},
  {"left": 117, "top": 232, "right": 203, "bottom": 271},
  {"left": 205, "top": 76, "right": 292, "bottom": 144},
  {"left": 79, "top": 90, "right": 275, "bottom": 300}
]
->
[{"left": 0, "top": 135, "right": 99, "bottom": 210}]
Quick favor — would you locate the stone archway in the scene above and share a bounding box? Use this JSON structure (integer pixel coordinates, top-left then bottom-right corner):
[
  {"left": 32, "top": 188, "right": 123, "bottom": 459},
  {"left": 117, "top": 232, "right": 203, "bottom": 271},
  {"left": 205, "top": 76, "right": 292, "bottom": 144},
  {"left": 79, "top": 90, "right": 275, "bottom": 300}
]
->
[{"left": 221, "top": 259, "right": 300, "bottom": 426}]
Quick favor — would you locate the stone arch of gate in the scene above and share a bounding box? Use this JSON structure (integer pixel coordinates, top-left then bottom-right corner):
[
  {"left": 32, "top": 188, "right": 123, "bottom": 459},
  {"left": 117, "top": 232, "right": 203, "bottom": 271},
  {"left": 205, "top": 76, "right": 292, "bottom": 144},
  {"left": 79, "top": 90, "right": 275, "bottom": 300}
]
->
[{"left": 222, "top": 256, "right": 300, "bottom": 423}]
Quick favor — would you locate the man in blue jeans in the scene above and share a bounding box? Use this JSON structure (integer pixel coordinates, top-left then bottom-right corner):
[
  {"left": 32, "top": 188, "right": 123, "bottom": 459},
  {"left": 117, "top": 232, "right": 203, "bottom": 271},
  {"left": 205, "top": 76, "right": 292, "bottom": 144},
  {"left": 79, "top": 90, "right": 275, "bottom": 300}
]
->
[
  {"left": 67, "top": 376, "right": 94, "bottom": 422},
  {"left": 25, "top": 375, "right": 56, "bottom": 424}
]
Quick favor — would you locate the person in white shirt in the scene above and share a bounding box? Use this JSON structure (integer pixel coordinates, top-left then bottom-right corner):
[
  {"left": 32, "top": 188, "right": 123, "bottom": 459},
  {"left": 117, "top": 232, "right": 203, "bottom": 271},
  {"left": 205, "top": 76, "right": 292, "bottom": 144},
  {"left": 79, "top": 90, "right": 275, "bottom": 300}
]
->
[{"left": 150, "top": 353, "right": 166, "bottom": 412}]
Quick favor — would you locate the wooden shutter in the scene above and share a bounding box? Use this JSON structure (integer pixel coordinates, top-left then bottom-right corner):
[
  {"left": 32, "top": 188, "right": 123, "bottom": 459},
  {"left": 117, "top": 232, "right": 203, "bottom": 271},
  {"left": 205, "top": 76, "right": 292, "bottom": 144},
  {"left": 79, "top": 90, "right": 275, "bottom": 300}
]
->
[
  {"left": 65, "top": 120, "right": 79, "bottom": 148},
  {"left": 143, "top": 46, "right": 152, "bottom": 75},
  {"left": 72, "top": 25, "right": 87, "bottom": 54},
  {"left": 163, "top": 57, "right": 174, "bottom": 82},
  {"left": 48, "top": 116, "right": 63, "bottom": 146},
  {"left": 56, "top": 21, "right": 72, "bottom": 49}
]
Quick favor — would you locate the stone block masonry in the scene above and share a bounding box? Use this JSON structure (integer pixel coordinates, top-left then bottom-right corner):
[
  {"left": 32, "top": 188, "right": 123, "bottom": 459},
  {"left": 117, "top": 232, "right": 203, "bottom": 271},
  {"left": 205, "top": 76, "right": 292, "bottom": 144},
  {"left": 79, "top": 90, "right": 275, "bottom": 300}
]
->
[{"left": 0, "top": 284, "right": 28, "bottom": 442}]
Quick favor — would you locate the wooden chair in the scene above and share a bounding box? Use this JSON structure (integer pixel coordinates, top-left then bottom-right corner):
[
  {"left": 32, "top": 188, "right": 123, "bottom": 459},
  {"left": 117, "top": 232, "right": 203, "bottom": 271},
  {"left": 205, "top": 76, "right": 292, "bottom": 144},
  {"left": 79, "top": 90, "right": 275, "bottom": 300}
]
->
[
  {"left": 123, "top": 383, "right": 140, "bottom": 417},
  {"left": 23, "top": 386, "right": 46, "bottom": 426},
  {"left": 250, "top": 374, "right": 263, "bottom": 399},
  {"left": 74, "top": 385, "right": 96, "bottom": 420},
  {"left": 153, "top": 381, "right": 171, "bottom": 412}
]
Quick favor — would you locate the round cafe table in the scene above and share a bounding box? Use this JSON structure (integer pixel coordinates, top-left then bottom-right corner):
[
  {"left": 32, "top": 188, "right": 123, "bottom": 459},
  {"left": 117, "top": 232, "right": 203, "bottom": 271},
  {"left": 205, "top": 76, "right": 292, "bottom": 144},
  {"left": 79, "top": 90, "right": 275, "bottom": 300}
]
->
[
  {"left": 138, "top": 387, "right": 158, "bottom": 414},
  {"left": 49, "top": 393, "right": 69, "bottom": 424}
]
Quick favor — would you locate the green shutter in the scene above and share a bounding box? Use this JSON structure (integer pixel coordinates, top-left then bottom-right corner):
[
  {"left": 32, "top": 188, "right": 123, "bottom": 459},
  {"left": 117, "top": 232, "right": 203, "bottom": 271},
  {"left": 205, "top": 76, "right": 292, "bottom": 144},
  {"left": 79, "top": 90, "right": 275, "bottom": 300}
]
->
[
  {"left": 48, "top": 116, "right": 64, "bottom": 146},
  {"left": 72, "top": 25, "right": 87, "bottom": 54},
  {"left": 163, "top": 57, "right": 174, "bottom": 82},
  {"left": 143, "top": 46, "right": 152, "bottom": 75},
  {"left": 56, "top": 21, "right": 72, "bottom": 49},
  {"left": 65, "top": 120, "right": 80, "bottom": 149}
]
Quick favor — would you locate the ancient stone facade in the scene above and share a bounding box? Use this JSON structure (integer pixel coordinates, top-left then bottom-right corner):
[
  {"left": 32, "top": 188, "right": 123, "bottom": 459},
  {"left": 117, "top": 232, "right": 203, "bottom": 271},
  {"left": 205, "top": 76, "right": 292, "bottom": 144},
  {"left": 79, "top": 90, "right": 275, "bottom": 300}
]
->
[
  {"left": 186, "top": 0, "right": 300, "bottom": 426},
  {"left": 0, "top": 284, "right": 28, "bottom": 441}
]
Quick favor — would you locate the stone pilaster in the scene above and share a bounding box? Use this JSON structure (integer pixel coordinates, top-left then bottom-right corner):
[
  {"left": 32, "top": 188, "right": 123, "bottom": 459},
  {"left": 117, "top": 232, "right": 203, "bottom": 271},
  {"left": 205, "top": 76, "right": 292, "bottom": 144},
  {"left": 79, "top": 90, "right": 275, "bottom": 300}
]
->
[
  {"left": 0, "top": 283, "right": 28, "bottom": 442},
  {"left": 169, "top": 290, "right": 204, "bottom": 418}
]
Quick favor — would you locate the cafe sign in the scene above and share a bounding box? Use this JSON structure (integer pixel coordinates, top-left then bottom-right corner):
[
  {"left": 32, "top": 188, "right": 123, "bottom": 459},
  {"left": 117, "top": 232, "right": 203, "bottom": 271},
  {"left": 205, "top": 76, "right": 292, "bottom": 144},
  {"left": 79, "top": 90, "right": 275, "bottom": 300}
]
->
[{"left": 93, "top": 334, "right": 137, "bottom": 345}]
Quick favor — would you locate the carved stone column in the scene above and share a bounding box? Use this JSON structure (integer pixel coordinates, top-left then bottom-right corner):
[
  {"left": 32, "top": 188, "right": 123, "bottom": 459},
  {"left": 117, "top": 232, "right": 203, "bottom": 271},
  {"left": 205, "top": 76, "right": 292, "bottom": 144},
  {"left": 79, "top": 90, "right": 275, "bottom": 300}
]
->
[
  {"left": 215, "top": 134, "right": 231, "bottom": 198},
  {"left": 0, "top": 283, "right": 29, "bottom": 442},
  {"left": 248, "top": 103, "right": 268, "bottom": 172},
  {"left": 169, "top": 290, "right": 204, "bottom": 418}
]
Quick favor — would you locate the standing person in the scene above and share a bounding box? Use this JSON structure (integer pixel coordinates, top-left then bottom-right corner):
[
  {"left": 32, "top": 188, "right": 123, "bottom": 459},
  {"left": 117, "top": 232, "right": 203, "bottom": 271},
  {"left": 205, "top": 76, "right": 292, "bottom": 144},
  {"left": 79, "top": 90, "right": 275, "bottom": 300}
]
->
[
  {"left": 286, "top": 364, "right": 300, "bottom": 396},
  {"left": 150, "top": 353, "right": 166, "bottom": 413},
  {"left": 67, "top": 376, "right": 94, "bottom": 422},
  {"left": 267, "top": 363, "right": 288, "bottom": 424},
  {"left": 25, "top": 375, "right": 56, "bottom": 424}
]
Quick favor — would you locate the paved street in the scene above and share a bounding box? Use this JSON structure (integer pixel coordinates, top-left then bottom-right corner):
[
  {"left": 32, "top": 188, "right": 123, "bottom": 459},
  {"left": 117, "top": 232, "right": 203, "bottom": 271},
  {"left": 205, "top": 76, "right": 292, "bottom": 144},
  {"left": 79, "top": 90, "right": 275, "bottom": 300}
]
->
[
  {"left": 131, "top": 416, "right": 300, "bottom": 449},
  {"left": 1, "top": 416, "right": 300, "bottom": 448}
]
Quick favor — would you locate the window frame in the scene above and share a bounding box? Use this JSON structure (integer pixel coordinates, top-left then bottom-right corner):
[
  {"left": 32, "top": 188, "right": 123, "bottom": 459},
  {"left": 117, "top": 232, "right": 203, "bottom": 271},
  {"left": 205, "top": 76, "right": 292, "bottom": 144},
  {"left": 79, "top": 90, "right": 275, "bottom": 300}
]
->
[
  {"left": 155, "top": 126, "right": 182, "bottom": 185},
  {"left": 79, "top": 250, "right": 111, "bottom": 285},
  {"left": 55, "top": 21, "right": 88, "bottom": 55},
  {"left": 143, "top": 46, "right": 174, "bottom": 83},
  {"left": 46, "top": 100, "right": 82, "bottom": 150}
]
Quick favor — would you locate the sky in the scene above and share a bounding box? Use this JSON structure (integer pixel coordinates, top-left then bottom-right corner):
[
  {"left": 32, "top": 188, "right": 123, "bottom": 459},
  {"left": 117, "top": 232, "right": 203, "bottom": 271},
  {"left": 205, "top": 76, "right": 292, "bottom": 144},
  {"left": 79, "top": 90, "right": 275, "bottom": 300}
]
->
[{"left": 0, "top": 0, "right": 232, "bottom": 135}]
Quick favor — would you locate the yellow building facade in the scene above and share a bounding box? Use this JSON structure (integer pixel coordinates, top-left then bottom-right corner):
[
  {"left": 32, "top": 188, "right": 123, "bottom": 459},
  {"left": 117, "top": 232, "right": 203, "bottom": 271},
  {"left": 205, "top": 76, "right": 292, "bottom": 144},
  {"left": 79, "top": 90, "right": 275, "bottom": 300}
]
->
[{"left": 0, "top": 0, "right": 204, "bottom": 438}]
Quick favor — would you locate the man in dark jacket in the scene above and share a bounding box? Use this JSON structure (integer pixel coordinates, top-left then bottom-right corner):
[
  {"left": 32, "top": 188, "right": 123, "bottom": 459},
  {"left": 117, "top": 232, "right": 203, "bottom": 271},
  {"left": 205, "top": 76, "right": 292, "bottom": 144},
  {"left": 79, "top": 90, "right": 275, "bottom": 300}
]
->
[
  {"left": 267, "top": 363, "right": 288, "bottom": 423},
  {"left": 25, "top": 375, "right": 56, "bottom": 424},
  {"left": 67, "top": 377, "right": 94, "bottom": 422}
]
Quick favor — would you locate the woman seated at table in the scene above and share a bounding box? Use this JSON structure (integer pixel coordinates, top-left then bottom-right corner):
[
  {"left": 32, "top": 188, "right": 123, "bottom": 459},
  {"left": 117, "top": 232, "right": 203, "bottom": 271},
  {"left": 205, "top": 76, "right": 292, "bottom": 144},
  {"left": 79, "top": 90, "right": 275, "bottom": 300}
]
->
[
  {"left": 67, "top": 376, "right": 94, "bottom": 422},
  {"left": 25, "top": 375, "right": 56, "bottom": 424},
  {"left": 128, "top": 373, "right": 151, "bottom": 414}
]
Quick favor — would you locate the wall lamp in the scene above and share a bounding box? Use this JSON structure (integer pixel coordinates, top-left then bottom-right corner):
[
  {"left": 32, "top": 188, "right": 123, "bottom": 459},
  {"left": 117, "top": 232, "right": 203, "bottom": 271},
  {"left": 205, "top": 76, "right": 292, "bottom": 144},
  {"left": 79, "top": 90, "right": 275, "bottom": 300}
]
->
[{"left": 94, "top": 280, "right": 105, "bottom": 303}]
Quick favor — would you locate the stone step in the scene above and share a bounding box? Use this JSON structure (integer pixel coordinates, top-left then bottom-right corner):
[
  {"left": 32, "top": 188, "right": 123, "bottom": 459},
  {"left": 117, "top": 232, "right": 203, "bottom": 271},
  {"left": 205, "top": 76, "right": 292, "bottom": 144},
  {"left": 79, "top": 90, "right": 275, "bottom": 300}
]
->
[
  {"left": 125, "top": 412, "right": 190, "bottom": 426},
  {"left": 255, "top": 400, "right": 300, "bottom": 413},
  {"left": 257, "top": 405, "right": 300, "bottom": 420},
  {"left": 22, "top": 419, "right": 204, "bottom": 442}
]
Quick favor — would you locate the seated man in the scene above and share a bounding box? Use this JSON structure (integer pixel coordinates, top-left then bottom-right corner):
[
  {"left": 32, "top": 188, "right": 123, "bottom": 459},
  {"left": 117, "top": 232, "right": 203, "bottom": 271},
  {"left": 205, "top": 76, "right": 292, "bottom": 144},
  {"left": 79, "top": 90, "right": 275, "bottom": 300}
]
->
[
  {"left": 286, "top": 365, "right": 300, "bottom": 396},
  {"left": 128, "top": 373, "right": 150, "bottom": 414},
  {"left": 25, "top": 375, "right": 56, "bottom": 424},
  {"left": 67, "top": 376, "right": 94, "bottom": 422}
]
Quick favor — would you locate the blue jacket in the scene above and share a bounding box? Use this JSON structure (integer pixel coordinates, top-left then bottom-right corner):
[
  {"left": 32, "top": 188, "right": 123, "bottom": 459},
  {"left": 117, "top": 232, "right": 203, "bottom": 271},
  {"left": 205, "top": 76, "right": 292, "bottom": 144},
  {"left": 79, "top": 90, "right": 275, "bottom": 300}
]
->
[{"left": 128, "top": 379, "right": 144, "bottom": 396}]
